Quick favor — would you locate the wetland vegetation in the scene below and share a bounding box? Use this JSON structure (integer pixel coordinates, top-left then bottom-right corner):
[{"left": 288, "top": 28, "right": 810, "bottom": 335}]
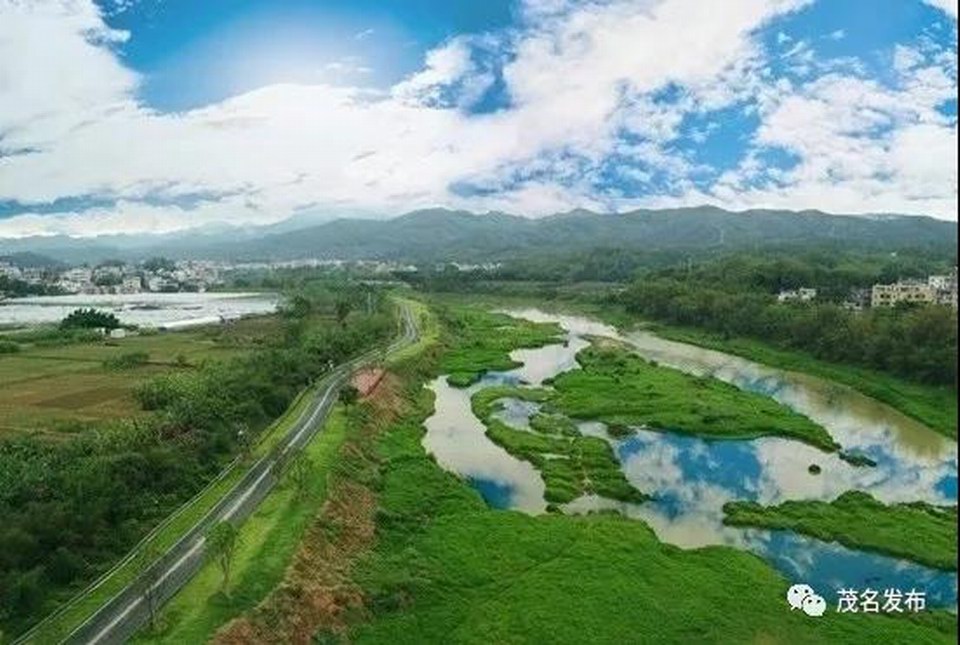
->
[
  {"left": 549, "top": 343, "right": 839, "bottom": 451},
  {"left": 227, "top": 302, "right": 956, "bottom": 644},
  {"left": 724, "top": 491, "right": 958, "bottom": 572}
]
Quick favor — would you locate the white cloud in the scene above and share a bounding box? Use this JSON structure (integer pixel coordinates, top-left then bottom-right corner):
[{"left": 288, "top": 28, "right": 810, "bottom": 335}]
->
[
  {"left": 0, "top": 0, "right": 956, "bottom": 238},
  {"left": 923, "top": 0, "right": 958, "bottom": 19}
]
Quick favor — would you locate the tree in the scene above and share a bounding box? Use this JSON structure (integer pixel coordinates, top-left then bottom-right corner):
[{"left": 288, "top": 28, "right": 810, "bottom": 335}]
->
[
  {"left": 206, "top": 521, "right": 239, "bottom": 597},
  {"left": 335, "top": 298, "right": 352, "bottom": 328},
  {"left": 339, "top": 384, "right": 360, "bottom": 408},
  {"left": 60, "top": 308, "right": 120, "bottom": 330},
  {"left": 135, "top": 541, "right": 164, "bottom": 630}
]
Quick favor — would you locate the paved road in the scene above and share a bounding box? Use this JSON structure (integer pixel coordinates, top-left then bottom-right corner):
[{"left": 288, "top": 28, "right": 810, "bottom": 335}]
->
[{"left": 43, "top": 303, "right": 418, "bottom": 645}]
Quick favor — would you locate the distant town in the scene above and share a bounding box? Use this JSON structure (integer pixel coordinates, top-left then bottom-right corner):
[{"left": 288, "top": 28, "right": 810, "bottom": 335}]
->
[{"left": 0, "top": 258, "right": 423, "bottom": 297}]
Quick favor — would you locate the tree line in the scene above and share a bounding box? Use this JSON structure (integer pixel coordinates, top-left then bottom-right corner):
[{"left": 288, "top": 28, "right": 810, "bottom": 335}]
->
[{"left": 617, "top": 255, "right": 957, "bottom": 386}]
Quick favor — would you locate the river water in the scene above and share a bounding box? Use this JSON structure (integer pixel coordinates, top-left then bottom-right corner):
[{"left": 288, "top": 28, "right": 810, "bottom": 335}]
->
[
  {"left": 421, "top": 307, "right": 958, "bottom": 607},
  {"left": 0, "top": 292, "right": 278, "bottom": 328}
]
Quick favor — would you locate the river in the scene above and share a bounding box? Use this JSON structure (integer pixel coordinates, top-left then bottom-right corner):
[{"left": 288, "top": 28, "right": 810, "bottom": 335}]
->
[
  {"left": 0, "top": 292, "right": 279, "bottom": 328},
  {"left": 422, "top": 307, "right": 958, "bottom": 608}
]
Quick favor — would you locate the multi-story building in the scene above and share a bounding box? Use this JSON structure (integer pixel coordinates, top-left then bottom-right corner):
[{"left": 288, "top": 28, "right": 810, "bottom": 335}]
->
[
  {"left": 871, "top": 280, "right": 935, "bottom": 307},
  {"left": 928, "top": 268, "right": 958, "bottom": 309},
  {"left": 120, "top": 276, "right": 142, "bottom": 293}
]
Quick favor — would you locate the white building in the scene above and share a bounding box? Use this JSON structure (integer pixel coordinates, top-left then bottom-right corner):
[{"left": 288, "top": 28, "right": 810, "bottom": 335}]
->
[
  {"left": 120, "top": 276, "right": 142, "bottom": 293},
  {"left": 777, "top": 287, "right": 817, "bottom": 303}
]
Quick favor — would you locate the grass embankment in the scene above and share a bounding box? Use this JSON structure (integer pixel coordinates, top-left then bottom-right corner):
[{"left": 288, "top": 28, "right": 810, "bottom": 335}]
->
[
  {"left": 646, "top": 324, "right": 958, "bottom": 440},
  {"left": 549, "top": 342, "right": 838, "bottom": 451},
  {"left": 724, "top": 491, "right": 959, "bottom": 571},
  {"left": 135, "top": 405, "right": 352, "bottom": 644},
  {"left": 471, "top": 386, "right": 646, "bottom": 504},
  {"left": 434, "top": 303, "right": 562, "bottom": 386},
  {"left": 22, "top": 382, "right": 320, "bottom": 644}
]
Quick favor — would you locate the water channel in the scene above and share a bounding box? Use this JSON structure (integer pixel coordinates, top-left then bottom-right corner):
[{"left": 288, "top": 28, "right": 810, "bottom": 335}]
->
[{"left": 422, "top": 307, "right": 958, "bottom": 607}]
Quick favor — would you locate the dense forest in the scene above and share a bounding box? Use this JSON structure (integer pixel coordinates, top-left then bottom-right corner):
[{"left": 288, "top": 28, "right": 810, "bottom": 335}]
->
[{"left": 0, "top": 283, "right": 392, "bottom": 636}]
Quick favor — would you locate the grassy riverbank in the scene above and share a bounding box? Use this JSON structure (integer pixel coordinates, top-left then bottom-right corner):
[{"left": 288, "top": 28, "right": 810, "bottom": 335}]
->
[
  {"left": 350, "top": 357, "right": 954, "bottom": 642},
  {"left": 190, "top": 300, "right": 955, "bottom": 643},
  {"left": 549, "top": 342, "right": 839, "bottom": 451},
  {"left": 645, "top": 325, "right": 958, "bottom": 440},
  {"left": 434, "top": 303, "right": 562, "bottom": 386},
  {"left": 724, "top": 491, "right": 958, "bottom": 571}
]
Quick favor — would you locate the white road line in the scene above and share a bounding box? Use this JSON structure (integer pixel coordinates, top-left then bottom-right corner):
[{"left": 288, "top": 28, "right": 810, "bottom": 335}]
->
[{"left": 74, "top": 305, "right": 417, "bottom": 645}]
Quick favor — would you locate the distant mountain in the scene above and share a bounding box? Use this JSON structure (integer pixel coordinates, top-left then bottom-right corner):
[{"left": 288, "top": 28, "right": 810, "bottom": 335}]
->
[
  {"left": 1, "top": 207, "right": 956, "bottom": 264},
  {"left": 0, "top": 251, "right": 65, "bottom": 268}
]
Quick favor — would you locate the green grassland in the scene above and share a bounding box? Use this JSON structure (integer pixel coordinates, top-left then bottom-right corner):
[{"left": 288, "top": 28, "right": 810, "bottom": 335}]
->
[
  {"left": 724, "top": 491, "right": 958, "bottom": 571},
  {"left": 643, "top": 324, "right": 958, "bottom": 440},
  {"left": 549, "top": 342, "right": 839, "bottom": 451},
  {"left": 135, "top": 405, "right": 352, "bottom": 644},
  {"left": 0, "top": 316, "right": 283, "bottom": 437},
  {"left": 470, "top": 385, "right": 646, "bottom": 504},
  {"left": 344, "top": 354, "right": 955, "bottom": 644},
  {"left": 434, "top": 303, "right": 563, "bottom": 386}
]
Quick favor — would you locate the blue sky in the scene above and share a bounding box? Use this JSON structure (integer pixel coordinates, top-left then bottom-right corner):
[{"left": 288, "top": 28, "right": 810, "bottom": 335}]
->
[{"left": 0, "top": 0, "right": 956, "bottom": 237}]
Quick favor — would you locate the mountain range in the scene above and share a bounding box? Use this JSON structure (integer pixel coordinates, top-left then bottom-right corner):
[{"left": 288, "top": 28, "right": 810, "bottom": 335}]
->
[{"left": 1, "top": 206, "right": 956, "bottom": 265}]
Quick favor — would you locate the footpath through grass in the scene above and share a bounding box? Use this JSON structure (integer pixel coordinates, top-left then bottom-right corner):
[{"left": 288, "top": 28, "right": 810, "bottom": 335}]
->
[
  {"left": 646, "top": 324, "right": 958, "bottom": 440},
  {"left": 724, "top": 491, "right": 958, "bottom": 571},
  {"left": 134, "top": 406, "right": 351, "bottom": 644},
  {"left": 549, "top": 341, "right": 838, "bottom": 451}
]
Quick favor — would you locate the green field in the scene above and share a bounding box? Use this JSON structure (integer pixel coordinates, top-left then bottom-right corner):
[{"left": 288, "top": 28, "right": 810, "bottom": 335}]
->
[
  {"left": 347, "top": 357, "right": 955, "bottom": 644},
  {"left": 548, "top": 341, "right": 839, "bottom": 451},
  {"left": 724, "top": 491, "right": 959, "bottom": 571},
  {"left": 174, "top": 299, "right": 957, "bottom": 644},
  {"left": 0, "top": 316, "right": 281, "bottom": 436}
]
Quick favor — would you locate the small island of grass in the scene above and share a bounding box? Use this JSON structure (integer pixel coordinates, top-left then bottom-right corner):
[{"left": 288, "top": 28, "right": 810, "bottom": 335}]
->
[
  {"left": 436, "top": 306, "right": 563, "bottom": 386},
  {"left": 723, "top": 491, "right": 958, "bottom": 571},
  {"left": 470, "top": 385, "right": 647, "bottom": 505},
  {"left": 548, "top": 343, "right": 839, "bottom": 452}
]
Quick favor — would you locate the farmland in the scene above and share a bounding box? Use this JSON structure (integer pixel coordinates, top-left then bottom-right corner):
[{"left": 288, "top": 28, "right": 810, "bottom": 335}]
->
[{"left": 0, "top": 316, "right": 283, "bottom": 437}]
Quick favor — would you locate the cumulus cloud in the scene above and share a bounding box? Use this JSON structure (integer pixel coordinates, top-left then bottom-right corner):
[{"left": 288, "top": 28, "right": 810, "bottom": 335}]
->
[{"left": 0, "top": 0, "right": 956, "bottom": 237}]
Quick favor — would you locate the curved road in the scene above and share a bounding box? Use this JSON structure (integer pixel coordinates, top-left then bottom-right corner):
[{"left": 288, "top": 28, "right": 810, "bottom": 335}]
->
[{"left": 38, "top": 303, "right": 418, "bottom": 645}]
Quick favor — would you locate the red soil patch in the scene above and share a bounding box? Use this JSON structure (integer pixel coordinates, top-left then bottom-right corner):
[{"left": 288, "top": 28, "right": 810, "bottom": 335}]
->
[{"left": 351, "top": 368, "right": 384, "bottom": 397}]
